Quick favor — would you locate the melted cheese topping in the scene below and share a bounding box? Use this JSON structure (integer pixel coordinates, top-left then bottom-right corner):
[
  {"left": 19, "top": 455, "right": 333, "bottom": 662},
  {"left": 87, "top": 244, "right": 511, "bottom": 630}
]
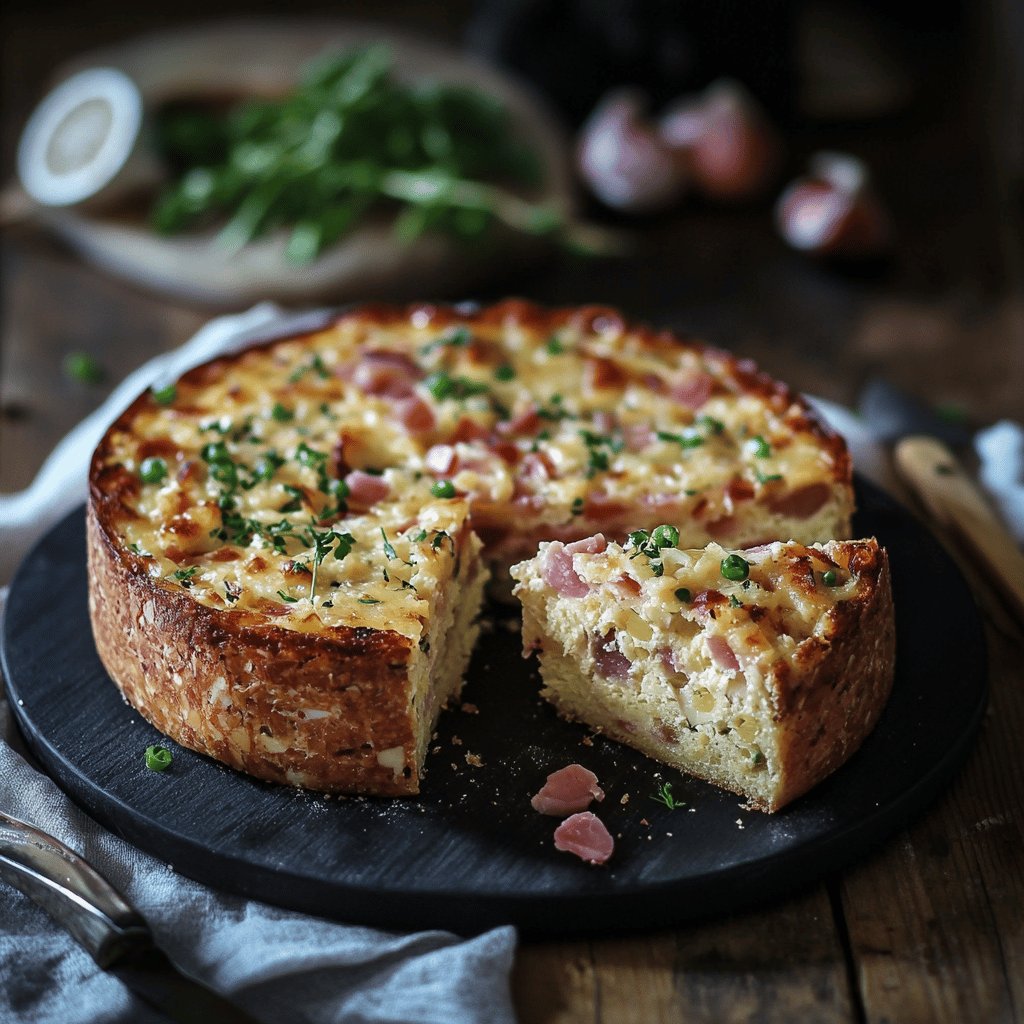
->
[{"left": 97, "top": 309, "right": 851, "bottom": 633}]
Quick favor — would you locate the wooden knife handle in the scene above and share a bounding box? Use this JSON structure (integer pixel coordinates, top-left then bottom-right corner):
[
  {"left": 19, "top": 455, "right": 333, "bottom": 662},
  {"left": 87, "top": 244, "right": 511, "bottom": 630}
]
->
[{"left": 894, "top": 435, "right": 1024, "bottom": 630}]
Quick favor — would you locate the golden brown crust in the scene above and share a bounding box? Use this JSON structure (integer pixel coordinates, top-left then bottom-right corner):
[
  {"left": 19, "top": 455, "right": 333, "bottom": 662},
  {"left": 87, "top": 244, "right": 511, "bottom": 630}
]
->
[
  {"left": 765, "top": 541, "right": 895, "bottom": 810},
  {"left": 87, "top": 504, "right": 422, "bottom": 795}
]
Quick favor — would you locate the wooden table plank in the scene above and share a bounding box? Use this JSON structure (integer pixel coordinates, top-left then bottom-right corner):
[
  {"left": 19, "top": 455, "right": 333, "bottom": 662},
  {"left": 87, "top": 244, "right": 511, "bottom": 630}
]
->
[
  {"left": 515, "top": 886, "right": 855, "bottom": 1024},
  {"left": 840, "top": 626, "right": 1024, "bottom": 1024}
]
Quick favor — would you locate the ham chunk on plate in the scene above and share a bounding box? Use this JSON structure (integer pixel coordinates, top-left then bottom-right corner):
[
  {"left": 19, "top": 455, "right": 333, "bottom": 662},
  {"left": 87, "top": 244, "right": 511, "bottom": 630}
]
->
[
  {"left": 531, "top": 763, "right": 605, "bottom": 816},
  {"left": 553, "top": 812, "right": 615, "bottom": 865}
]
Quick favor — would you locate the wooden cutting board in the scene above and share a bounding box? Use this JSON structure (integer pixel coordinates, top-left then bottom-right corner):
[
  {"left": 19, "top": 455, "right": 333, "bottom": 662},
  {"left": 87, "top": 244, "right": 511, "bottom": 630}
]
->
[{"left": 1, "top": 479, "right": 987, "bottom": 937}]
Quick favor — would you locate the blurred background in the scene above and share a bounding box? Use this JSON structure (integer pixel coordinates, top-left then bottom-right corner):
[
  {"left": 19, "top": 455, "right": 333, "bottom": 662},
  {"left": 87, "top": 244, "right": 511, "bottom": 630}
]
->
[{"left": 1, "top": 0, "right": 1022, "bottom": 490}]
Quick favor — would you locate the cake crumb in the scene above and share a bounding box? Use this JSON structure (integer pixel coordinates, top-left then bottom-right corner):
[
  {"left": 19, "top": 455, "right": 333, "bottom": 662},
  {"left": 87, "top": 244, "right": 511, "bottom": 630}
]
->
[
  {"left": 581, "top": 735, "right": 594, "bottom": 747},
  {"left": 431, "top": 745, "right": 441, "bottom": 754},
  {"left": 640, "top": 818, "right": 650, "bottom": 827},
  {"left": 465, "top": 753, "right": 483, "bottom": 768},
  {"left": 735, "top": 818, "right": 745, "bottom": 829},
  {"left": 620, "top": 793, "right": 630, "bottom": 805},
  {"left": 460, "top": 703, "right": 479, "bottom": 715},
  {"left": 451, "top": 735, "right": 463, "bottom": 746}
]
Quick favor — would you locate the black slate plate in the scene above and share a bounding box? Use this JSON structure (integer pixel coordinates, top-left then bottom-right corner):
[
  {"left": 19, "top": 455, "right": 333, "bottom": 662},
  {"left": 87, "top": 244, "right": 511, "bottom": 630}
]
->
[{"left": 1, "top": 479, "right": 988, "bottom": 937}]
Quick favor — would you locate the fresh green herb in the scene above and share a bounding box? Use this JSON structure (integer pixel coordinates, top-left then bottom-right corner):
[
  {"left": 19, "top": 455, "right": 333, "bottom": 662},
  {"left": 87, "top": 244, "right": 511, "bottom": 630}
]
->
[
  {"left": 151, "top": 383, "right": 177, "bottom": 405},
  {"left": 296, "top": 442, "right": 327, "bottom": 469},
  {"left": 675, "top": 587, "right": 692, "bottom": 603},
  {"left": 545, "top": 336, "right": 565, "bottom": 355},
  {"left": 652, "top": 782, "right": 682, "bottom": 810},
  {"left": 420, "top": 327, "right": 472, "bottom": 355},
  {"left": 411, "top": 529, "right": 428, "bottom": 543},
  {"left": 729, "top": 594, "right": 743, "bottom": 607},
  {"left": 720, "top": 554, "right": 750, "bottom": 582},
  {"left": 358, "top": 597, "right": 381, "bottom": 605},
  {"left": 822, "top": 569, "right": 838, "bottom": 587},
  {"left": 431, "top": 479, "right": 456, "bottom": 499},
  {"left": 697, "top": 414, "right": 725, "bottom": 435},
  {"left": 537, "top": 394, "right": 574, "bottom": 422},
  {"left": 755, "top": 470, "right": 784, "bottom": 484},
  {"left": 381, "top": 529, "right": 398, "bottom": 560},
  {"left": 425, "top": 370, "right": 490, "bottom": 402},
  {"left": 252, "top": 451, "right": 285, "bottom": 482},
  {"left": 751, "top": 750, "right": 765, "bottom": 765},
  {"left": 656, "top": 429, "right": 704, "bottom": 449},
  {"left": 289, "top": 354, "right": 329, "bottom": 383},
  {"left": 277, "top": 590, "right": 299, "bottom": 603},
  {"left": 145, "top": 745, "right": 172, "bottom": 772},
  {"left": 494, "top": 364, "right": 516, "bottom": 382},
  {"left": 430, "top": 529, "right": 454, "bottom": 554},
  {"left": 571, "top": 497, "right": 584, "bottom": 516},
  {"left": 579, "top": 429, "right": 624, "bottom": 479},
  {"left": 626, "top": 525, "right": 678, "bottom": 577},
  {"left": 172, "top": 566, "right": 200, "bottom": 588},
  {"left": 279, "top": 484, "right": 305, "bottom": 513},
  {"left": 748, "top": 434, "right": 771, "bottom": 458},
  {"left": 63, "top": 352, "right": 105, "bottom": 384},
  {"left": 139, "top": 457, "right": 168, "bottom": 484},
  {"left": 151, "top": 46, "right": 565, "bottom": 262},
  {"left": 271, "top": 402, "right": 294, "bottom": 422},
  {"left": 651, "top": 524, "right": 679, "bottom": 549},
  {"left": 128, "top": 542, "right": 150, "bottom": 557}
]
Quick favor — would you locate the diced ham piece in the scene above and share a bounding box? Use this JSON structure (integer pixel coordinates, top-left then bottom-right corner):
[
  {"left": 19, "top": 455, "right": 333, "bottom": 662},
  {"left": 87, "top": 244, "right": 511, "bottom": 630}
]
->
[
  {"left": 531, "top": 764, "right": 605, "bottom": 816},
  {"left": 553, "top": 812, "right": 615, "bottom": 865},
  {"left": 767, "top": 482, "right": 831, "bottom": 519},
  {"left": 592, "top": 410, "right": 618, "bottom": 434},
  {"left": 592, "top": 630, "right": 632, "bottom": 680},
  {"left": 541, "top": 543, "right": 590, "bottom": 598},
  {"left": 396, "top": 395, "right": 436, "bottom": 434},
  {"left": 624, "top": 422, "right": 656, "bottom": 452},
  {"left": 452, "top": 416, "right": 491, "bottom": 443},
  {"left": 706, "top": 634, "right": 740, "bottom": 672},
  {"left": 566, "top": 534, "right": 607, "bottom": 555},
  {"left": 519, "top": 450, "right": 557, "bottom": 484},
  {"left": 497, "top": 405, "right": 542, "bottom": 437},
  {"left": 670, "top": 371, "right": 714, "bottom": 409},
  {"left": 658, "top": 646, "right": 680, "bottom": 673},
  {"left": 344, "top": 470, "right": 391, "bottom": 510},
  {"left": 424, "top": 444, "right": 456, "bottom": 475},
  {"left": 612, "top": 573, "right": 641, "bottom": 597},
  {"left": 351, "top": 350, "right": 422, "bottom": 399}
]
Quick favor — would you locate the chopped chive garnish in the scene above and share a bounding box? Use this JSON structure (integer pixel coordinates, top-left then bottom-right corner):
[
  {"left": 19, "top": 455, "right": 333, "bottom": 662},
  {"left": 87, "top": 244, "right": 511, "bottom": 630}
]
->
[
  {"left": 657, "top": 429, "right": 704, "bottom": 449},
  {"left": 571, "top": 497, "right": 584, "bottom": 516},
  {"left": 697, "top": 414, "right": 725, "bottom": 435},
  {"left": 431, "top": 480, "right": 456, "bottom": 498},
  {"left": 652, "top": 782, "right": 681, "bottom": 809},
  {"left": 381, "top": 529, "right": 397, "bottom": 560},
  {"left": 358, "top": 597, "right": 381, "bottom": 604},
  {"left": 151, "top": 383, "right": 177, "bottom": 405},
  {"left": 494, "top": 364, "right": 516, "bottom": 381},
  {"left": 755, "top": 470, "right": 784, "bottom": 484},
  {"left": 720, "top": 554, "right": 750, "bottom": 582},
  {"left": 172, "top": 566, "right": 200, "bottom": 587},
  {"left": 144, "top": 745, "right": 172, "bottom": 772},
  {"left": 271, "top": 402, "right": 294, "bottom": 422},
  {"left": 729, "top": 594, "right": 743, "bottom": 607},
  {"left": 277, "top": 590, "right": 299, "bottom": 603},
  {"left": 139, "top": 457, "right": 168, "bottom": 484},
  {"left": 546, "top": 336, "right": 565, "bottom": 355}
]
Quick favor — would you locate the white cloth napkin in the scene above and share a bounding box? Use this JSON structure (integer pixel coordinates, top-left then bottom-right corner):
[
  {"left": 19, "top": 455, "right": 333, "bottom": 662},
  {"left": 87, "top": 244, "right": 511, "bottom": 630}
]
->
[{"left": 0, "top": 305, "right": 516, "bottom": 1024}]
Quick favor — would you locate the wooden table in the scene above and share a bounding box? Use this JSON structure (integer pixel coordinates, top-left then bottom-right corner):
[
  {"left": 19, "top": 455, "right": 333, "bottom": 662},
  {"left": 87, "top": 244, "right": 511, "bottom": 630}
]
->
[{"left": 2, "top": 4, "right": 1022, "bottom": 1022}]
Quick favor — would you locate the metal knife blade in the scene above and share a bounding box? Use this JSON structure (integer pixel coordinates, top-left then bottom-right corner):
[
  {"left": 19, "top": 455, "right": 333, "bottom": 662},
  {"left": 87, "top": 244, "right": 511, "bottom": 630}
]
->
[
  {"left": 858, "top": 376, "right": 973, "bottom": 447},
  {"left": 0, "top": 810, "right": 261, "bottom": 1024}
]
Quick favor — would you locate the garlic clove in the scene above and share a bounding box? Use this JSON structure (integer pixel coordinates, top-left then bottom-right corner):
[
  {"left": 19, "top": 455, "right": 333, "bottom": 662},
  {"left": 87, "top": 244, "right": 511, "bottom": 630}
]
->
[{"left": 577, "top": 88, "right": 687, "bottom": 213}]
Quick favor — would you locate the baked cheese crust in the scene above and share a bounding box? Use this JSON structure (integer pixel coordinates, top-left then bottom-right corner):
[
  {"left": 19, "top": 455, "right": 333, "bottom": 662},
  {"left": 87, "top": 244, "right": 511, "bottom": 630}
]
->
[
  {"left": 511, "top": 536, "right": 896, "bottom": 811},
  {"left": 88, "top": 300, "right": 856, "bottom": 796}
]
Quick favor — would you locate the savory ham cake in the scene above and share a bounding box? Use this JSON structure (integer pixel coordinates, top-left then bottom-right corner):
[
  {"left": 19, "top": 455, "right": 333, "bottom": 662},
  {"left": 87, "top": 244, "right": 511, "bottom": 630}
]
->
[
  {"left": 510, "top": 534, "right": 895, "bottom": 811},
  {"left": 87, "top": 300, "right": 859, "bottom": 797}
]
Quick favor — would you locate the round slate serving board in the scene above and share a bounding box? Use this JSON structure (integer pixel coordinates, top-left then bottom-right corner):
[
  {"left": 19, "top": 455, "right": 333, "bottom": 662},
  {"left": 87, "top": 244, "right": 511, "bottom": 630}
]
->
[{"left": 2, "top": 480, "right": 988, "bottom": 937}]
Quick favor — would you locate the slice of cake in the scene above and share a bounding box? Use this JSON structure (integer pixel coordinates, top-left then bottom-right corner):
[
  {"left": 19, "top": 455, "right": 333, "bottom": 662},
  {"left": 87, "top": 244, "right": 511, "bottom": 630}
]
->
[{"left": 510, "top": 533, "right": 895, "bottom": 811}]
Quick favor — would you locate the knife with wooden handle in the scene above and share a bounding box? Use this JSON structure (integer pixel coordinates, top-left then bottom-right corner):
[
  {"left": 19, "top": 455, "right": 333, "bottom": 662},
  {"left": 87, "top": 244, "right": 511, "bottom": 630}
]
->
[
  {"left": 894, "top": 435, "right": 1024, "bottom": 631},
  {"left": 0, "top": 810, "right": 261, "bottom": 1024}
]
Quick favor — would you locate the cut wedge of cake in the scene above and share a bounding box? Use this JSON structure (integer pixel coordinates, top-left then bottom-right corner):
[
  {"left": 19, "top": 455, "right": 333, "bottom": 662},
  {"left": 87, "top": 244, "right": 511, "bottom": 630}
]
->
[{"left": 511, "top": 533, "right": 895, "bottom": 811}]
